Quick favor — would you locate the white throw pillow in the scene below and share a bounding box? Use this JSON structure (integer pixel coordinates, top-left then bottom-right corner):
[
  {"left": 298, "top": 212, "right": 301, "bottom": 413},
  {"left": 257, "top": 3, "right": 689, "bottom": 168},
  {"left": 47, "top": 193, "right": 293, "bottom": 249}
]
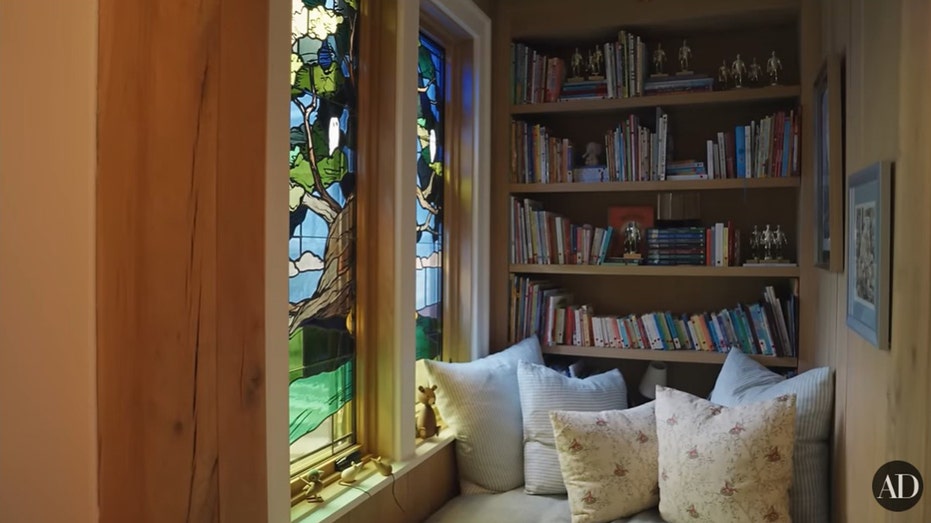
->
[
  {"left": 655, "top": 386, "right": 796, "bottom": 523},
  {"left": 710, "top": 348, "right": 834, "bottom": 523},
  {"left": 423, "top": 337, "right": 543, "bottom": 492},
  {"left": 550, "top": 403, "right": 659, "bottom": 522},
  {"left": 518, "top": 361, "right": 628, "bottom": 494}
]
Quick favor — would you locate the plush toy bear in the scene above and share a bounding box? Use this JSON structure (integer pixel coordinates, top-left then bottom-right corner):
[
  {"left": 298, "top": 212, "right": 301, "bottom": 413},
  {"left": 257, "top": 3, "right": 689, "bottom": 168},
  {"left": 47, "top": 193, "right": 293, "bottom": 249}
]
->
[{"left": 416, "top": 384, "right": 440, "bottom": 439}]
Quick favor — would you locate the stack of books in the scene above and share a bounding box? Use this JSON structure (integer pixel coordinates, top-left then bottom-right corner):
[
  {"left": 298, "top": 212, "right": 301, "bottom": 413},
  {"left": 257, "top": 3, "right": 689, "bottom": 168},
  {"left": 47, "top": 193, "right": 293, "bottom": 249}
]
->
[
  {"left": 603, "top": 107, "right": 670, "bottom": 181},
  {"left": 559, "top": 79, "right": 608, "bottom": 101},
  {"left": 510, "top": 121, "right": 574, "bottom": 183},
  {"left": 643, "top": 74, "right": 714, "bottom": 95},
  {"left": 645, "top": 227, "right": 705, "bottom": 266},
  {"left": 665, "top": 160, "right": 709, "bottom": 180}
]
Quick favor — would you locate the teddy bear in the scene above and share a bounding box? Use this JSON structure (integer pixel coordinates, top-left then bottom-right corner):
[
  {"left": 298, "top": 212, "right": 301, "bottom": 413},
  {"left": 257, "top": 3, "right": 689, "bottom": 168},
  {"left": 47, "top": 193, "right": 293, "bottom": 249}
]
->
[{"left": 416, "top": 384, "right": 440, "bottom": 439}]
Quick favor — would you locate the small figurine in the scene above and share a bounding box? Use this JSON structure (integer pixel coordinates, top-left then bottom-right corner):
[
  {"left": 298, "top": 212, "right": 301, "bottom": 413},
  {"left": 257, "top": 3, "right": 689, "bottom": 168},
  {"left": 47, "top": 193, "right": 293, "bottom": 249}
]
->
[
  {"left": 300, "top": 470, "right": 325, "bottom": 503},
  {"left": 339, "top": 461, "right": 364, "bottom": 485},
  {"left": 748, "top": 57, "right": 763, "bottom": 85},
  {"left": 569, "top": 48, "right": 585, "bottom": 81},
  {"left": 652, "top": 43, "right": 668, "bottom": 76},
  {"left": 767, "top": 51, "right": 783, "bottom": 85},
  {"left": 582, "top": 141, "right": 604, "bottom": 166},
  {"left": 678, "top": 39, "right": 693, "bottom": 74},
  {"left": 762, "top": 224, "right": 775, "bottom": 260},
  {"left": 773, "top": 225, "right": 788, "bottom": 260},
  {"left": 717, "top": 60, "right": 730, "bottom": 89},
  {"left": 373, "top": 456, "right": 393, "bottom": 476},
  {"left": 731, "top": 54, "right": 747, "bottom": 88},
  {"left": 749, "top": 226, "right": 761, "bottom": 260},
  {"left": 416, "top": 384, "right": 440, "bottom": 439},
  {"left": 589, "top": 46, "right": 604, "bottom": 79},
  {"left": 623, "top": 221, "right": 642, "bottom": 258}
]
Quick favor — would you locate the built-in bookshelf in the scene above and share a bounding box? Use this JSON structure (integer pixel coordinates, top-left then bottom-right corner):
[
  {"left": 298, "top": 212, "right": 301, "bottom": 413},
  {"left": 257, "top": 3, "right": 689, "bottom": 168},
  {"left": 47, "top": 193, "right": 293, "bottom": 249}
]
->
[{"left": 491, "top": 0, "right": 811, "bottom": 396}]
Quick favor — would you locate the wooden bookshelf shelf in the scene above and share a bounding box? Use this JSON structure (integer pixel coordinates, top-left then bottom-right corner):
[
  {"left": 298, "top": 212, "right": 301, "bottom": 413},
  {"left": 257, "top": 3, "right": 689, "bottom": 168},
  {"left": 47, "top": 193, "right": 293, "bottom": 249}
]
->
[
  {"left": 510, "top": 85, "right": 801, "bottom": 116},
  {"left": 510, "top": 264, "right": 800, "bottom": 277},
  {"left": 543, "top": 345, "right": 798, "bottom": 367},
  {"left": 510, "top": 177, "right": 800, "bottom": 193}
]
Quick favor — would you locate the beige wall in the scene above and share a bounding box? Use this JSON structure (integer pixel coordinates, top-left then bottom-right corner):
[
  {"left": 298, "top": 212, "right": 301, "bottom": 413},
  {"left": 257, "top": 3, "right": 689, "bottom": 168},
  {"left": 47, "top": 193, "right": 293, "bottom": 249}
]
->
[
  {"left": 0, "top": 1, "right": 99, "bottom": 522},
  {"left": 816, "top": 0, "right": 931, "bottom": 521}
]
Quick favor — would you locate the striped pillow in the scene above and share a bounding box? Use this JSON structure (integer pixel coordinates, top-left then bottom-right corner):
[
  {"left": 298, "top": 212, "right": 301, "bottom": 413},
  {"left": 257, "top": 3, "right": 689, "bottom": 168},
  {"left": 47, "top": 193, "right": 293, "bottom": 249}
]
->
[
  {"left": 517, "top": 361, "right": 628, "bottom": 494},
  {"left": 710, "top": 349, "right": 834, "bottom": 523}
]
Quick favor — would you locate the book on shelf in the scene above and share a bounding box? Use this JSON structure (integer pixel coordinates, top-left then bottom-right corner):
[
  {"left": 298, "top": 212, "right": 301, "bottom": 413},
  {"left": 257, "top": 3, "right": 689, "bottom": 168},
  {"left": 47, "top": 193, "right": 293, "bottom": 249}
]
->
[
  {"left": 706, "top": 108, "right": 801, "bottom": 179},
  {"left": 510, "top": 275, "right": 798, "bottom": 357}
]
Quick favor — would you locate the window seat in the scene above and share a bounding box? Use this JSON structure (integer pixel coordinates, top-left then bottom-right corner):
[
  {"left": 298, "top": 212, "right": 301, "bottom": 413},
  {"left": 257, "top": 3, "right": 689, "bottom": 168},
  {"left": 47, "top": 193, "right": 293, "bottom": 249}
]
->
[{"left": 426, "top": 488, "right": 666, "bottom": 523}]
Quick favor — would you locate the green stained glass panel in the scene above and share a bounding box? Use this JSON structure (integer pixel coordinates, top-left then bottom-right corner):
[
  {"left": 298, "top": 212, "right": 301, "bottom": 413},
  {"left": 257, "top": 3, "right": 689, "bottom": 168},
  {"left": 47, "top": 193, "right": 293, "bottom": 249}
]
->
[{"left": 289, "top": 0, "right": 359, "bottom": 455}]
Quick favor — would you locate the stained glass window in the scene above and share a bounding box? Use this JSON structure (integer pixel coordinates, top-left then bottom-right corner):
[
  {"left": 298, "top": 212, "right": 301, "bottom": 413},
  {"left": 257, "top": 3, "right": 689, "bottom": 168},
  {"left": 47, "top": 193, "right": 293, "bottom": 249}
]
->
[
  {"left": 289, "top": 0, "right": 358, "bottom": 462},
  {"left": 415, "top": 33, "right": 445, "bottom": 362}
]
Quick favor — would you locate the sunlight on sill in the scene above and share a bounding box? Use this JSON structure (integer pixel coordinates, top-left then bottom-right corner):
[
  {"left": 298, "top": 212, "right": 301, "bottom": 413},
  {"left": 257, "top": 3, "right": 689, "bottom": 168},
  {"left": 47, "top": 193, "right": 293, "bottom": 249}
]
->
[{"left": 291, "top": 434, "right": 455, "bottom": 523}]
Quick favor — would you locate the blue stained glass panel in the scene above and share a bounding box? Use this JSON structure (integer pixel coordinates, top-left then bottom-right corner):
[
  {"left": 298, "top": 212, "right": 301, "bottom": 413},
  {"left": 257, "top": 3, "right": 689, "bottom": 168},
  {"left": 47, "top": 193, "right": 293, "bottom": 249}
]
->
[{"left": 416, "top": 33, "right": 445, "bottom": 362}]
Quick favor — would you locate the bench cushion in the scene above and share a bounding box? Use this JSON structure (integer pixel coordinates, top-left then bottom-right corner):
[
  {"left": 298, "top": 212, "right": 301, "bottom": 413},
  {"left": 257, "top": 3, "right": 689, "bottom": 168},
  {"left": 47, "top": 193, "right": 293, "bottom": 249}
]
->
[{"left": 426, "top": 488, "right": 666, "bottom": 523}]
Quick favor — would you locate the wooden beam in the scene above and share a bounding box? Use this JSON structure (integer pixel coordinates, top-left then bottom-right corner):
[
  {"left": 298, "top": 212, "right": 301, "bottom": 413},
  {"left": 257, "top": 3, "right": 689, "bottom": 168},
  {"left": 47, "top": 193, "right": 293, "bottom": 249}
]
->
[
  {"left": 97, "top": 0, "right": 270, "bottom": 520},
  {"left": 217, "top": 0, "right": 270, "bottom": 520}
]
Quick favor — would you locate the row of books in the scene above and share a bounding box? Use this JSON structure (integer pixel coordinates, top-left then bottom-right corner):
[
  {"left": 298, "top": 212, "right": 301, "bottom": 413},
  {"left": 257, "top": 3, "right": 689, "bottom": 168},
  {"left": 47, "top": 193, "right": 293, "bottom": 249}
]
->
[
  {"left": 646, "top": 225, "right": 740, "bottom": 267},
  {"left": 509, "top": 197, "right": 615, "bottom": 265},
  {"left": 704, "top": 109, "right": 801, "bottom": 180},
  {"left": 510, "top": 29, "right": 653, "bottom": 104},
  {"left": 509, "top": 120, "right": 575, "bottom": 184},
  {"left": 601, "top": 107, "right": 670, "bottom": 182},
  {"left": 510, "top": 276, "right": 798, "bottom": 357}
]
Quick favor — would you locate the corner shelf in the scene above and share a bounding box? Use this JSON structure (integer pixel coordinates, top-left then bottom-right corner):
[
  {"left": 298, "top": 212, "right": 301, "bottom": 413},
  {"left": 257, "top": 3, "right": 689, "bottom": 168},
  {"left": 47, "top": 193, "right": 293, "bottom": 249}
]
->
[
  {"left": 510, "top": 177, "right": 800, "bottom": 193},
  {"left": 510, "top": 264, "right": 800, "bottom": 278},
  {"left": 543, "top": 344, "right": 797, "bottom": 367},
  {"left": 510, "top": 85, "right": 801, "bottom": 116}
]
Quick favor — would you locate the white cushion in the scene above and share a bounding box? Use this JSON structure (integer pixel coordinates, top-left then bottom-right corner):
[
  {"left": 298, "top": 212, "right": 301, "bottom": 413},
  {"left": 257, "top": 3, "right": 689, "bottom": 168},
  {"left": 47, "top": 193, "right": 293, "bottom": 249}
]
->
[
  {"left": 423, "top": 337, "right": 544, "bottom": 492},
  {"left": 655, "top": 386, "right": 796, "bottom": 523},
  {"left": 518, "top": 361, "right": 628, "bottom": 494},
  {"left": 710, "top": 349, "right": 834, "bottom": 523},
  {"left": 550, "top": 403, "right": 659, "bottom": 522}
]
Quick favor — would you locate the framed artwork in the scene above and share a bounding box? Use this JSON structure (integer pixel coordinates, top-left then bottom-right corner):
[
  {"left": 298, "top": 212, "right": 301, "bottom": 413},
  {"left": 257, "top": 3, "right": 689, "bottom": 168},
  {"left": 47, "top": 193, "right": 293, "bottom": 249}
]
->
[
  {"left": 813, "top": 55, "right": 845, "bottom": 272},
  {"left": 846, "top": 161, "right": 893, "bottom": 350}
]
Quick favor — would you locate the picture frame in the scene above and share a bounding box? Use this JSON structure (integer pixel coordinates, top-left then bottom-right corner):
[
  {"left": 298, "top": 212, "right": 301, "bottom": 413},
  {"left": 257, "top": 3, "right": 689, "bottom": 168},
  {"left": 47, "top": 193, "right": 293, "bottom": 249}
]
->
[
  {"left": 813, "top": 55, "right": 845, "bottom": 272},
  {"left": 846, "top": 161, "right": 893, "bottom": 350}
]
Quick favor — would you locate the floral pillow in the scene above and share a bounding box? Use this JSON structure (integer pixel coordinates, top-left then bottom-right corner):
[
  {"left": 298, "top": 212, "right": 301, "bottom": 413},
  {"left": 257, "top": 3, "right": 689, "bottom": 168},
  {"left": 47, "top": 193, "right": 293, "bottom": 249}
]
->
[
  {"left": 549, "top": 403, "right": 659, "bottom": 523},
  {"left": 655, "top": 386, "right": 796, "bottom": 523}
]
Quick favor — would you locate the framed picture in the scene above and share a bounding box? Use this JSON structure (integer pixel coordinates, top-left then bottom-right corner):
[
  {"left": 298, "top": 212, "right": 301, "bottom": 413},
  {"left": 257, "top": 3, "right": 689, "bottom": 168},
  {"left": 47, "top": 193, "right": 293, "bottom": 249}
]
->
[
  {"left": 813, "top": 55, "right": 845, "bottom": 271},
  {"left": 846, "top": 161, "right": 893, "bottom": 350}
]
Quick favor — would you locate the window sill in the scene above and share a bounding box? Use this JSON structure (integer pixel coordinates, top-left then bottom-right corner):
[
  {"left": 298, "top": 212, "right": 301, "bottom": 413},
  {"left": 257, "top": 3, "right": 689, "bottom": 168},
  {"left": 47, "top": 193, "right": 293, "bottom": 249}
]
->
[{"left": 290, "top": 434, "right": 455, "bottom": 523}]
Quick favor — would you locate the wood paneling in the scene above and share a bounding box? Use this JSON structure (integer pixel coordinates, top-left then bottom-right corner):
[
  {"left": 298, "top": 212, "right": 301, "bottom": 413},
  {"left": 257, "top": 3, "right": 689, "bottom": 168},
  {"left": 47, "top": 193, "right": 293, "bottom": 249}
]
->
[
  {"left": 97, "top": 0, "right": 269, "bottom": 521},
  {"left": 812, "top": 0, "right": 931, "bottom": 520},
  {"left": 888, "top": 0, "right": 931, "bottom": 521}
]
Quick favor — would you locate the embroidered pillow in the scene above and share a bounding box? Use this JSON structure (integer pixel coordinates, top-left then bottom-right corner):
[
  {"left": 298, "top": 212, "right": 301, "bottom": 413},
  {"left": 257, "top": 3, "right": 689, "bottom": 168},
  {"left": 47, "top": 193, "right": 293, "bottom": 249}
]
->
[
  {"left": 550, "top": 403, "right": 659, "bottom": 522},
  {"left": 655, "top": 386, "right": 796, "bottom": 523}
]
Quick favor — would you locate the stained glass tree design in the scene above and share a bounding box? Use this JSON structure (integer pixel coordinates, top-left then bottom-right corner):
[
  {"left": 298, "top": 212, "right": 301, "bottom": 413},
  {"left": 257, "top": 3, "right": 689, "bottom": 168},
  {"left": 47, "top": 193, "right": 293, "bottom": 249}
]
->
[
  {"left": 289, "top": 0, "right": 358, "bottom": 454},
  {"left": 416, "top": 33, "right": 445, "bottom": 362}
]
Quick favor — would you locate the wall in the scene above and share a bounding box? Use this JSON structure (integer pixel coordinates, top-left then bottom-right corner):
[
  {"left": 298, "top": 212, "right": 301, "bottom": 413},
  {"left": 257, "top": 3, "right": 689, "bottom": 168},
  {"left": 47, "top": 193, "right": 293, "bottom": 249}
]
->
[
  {"left": 815, "top": 0, "right": 931, "bottom": 520},
  {"left": 0, "top": 1, "right": 99, "bottom": 522}
]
